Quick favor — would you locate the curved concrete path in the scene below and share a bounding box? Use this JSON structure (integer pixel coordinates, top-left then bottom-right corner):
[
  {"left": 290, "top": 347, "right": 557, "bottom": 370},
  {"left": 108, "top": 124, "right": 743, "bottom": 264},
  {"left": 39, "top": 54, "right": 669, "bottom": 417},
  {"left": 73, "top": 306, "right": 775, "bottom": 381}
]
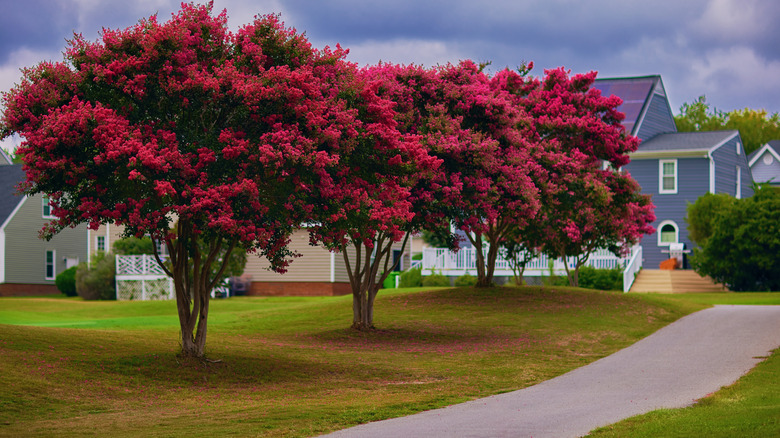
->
[{"left": 320, "top": 305, "right": 780, "bottom": 438}]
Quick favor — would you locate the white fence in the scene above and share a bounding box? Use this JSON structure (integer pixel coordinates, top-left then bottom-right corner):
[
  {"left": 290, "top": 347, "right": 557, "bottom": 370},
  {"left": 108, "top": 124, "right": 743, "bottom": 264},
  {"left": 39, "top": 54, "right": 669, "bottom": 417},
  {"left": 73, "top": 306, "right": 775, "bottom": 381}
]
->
[
  {"left": 421, "top": 246, "right": 643, "bottom": 292},
  {"left": 115, "top": 254, "right": 173, "bottom": 301}
]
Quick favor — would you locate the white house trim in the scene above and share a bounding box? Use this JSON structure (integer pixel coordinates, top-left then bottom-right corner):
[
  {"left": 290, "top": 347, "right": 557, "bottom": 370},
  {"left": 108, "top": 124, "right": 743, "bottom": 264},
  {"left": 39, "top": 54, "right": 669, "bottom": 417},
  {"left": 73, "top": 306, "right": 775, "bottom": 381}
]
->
[
  {"left": 749, "top": 143, "right": 780, "bottom": 167},
  {"left": 736, "top": 166, "right": 742, "bottom": 199},
  {"left": 630, "top": 149, "right": 708, "bottom": 159},
  {"left": 708, "top": 152, "right": 716, "bottom": 194},
  {"left": 0, "top": 195, "right": 26, "bottom": 231},
  {"left": 659, "top": 159, "right": 678, "bottom": 194},
  {"left": 329, "top": 251, "right": 335, "bottom": 283},
  {"left": 707, "top": 131, "right": 739, "bottom": 154},
  {"left": 0, "top": 230, "right": 5, "bottom": 283}
]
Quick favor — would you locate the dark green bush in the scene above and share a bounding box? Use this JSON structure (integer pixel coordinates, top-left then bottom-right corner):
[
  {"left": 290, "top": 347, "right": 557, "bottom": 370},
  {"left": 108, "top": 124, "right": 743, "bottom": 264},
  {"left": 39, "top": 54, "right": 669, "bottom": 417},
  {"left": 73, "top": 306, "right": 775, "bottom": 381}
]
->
[
  {"left": 55, "top": 266, "right": 78, "bottom": 297},
  {"left": 421, "top": 271, "right": 450, "bottom": 287},
  {"left": 691, "top": 185, "right": 780, "bottom": 291},
  {"left": 75, "top": 252, "right": 116, "bottom": 300},
  {"left": 113, "top": 236, "right": 155, "bottom": 255},
  {"left": 577, "top": 266, "right": 623, "bottom": 290},
  {"left": 399, "top": 267, "right": 422, "bottom": 287},
  {"left": 454, "top": 273, "right": 477, "bottom": 287}
]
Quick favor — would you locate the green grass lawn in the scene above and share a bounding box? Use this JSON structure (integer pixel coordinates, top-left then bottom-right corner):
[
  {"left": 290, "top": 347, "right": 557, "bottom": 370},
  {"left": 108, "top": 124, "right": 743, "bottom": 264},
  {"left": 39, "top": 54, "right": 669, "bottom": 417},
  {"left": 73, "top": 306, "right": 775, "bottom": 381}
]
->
[{"left": 0, "top": 287, "right": 775, "bottom": 437}]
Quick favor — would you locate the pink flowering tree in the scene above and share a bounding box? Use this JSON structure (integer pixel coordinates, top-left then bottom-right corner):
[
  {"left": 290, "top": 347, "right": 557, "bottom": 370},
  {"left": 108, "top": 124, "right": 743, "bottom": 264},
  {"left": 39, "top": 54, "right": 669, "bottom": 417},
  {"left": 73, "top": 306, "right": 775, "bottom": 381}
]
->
[
  {"left": 1, "top": 4, "right": 360, "bottom": 357},
  {"left": 498, "top": 67, "right": 655, "bottom": 286},
  {"left": 371, "top": 62, "right": 542, "bottom": 288},
  {"left": 307, "top": 65, "right": 442, "bottom": 331}
]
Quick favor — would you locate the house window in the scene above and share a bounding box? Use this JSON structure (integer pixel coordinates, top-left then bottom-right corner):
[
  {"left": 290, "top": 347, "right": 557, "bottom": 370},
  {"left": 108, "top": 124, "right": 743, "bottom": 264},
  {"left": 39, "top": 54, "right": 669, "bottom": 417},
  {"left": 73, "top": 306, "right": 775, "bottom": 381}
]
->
[
  {"left": 659, "top": 159, "right": 677, "bottom": 194},
  {"left": 657, "top": 220, "right": 679, "bottom": 247},
  {"left": 736, "top": 141, "right": 741, "bottom": 155},
  {"left": 45, "top": 250, "right": 56, "bottom": 280},
  {"left": 736, "top": 166, "right": 741, "bottom": 199},
  {"left": 96, "top": 236, "right": 106, "bottom": 253},
  {"left": 42, "top": 196, "right": 55, "bottom": 219}
]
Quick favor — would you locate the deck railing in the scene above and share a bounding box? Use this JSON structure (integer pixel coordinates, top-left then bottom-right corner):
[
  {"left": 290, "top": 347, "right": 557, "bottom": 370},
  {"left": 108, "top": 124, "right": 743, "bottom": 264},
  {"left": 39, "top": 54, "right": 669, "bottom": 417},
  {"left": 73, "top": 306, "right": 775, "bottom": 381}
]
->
[
  {"left": 421, "top": 246, "right": 642, "bottom": 292},
  {"left": 115, "top": 254, "right": 173, "bottom": 301}
]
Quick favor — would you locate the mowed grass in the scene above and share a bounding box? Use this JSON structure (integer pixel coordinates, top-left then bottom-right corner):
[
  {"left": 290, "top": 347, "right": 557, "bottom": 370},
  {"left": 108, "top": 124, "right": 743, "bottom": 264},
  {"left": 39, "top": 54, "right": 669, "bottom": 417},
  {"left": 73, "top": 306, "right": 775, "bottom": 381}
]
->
[
  {"left": 587, "top": 291, "right": 780, "bottom": 438},
  {"left": 0, "top": 286, "right": 707, "bottom": 437}
]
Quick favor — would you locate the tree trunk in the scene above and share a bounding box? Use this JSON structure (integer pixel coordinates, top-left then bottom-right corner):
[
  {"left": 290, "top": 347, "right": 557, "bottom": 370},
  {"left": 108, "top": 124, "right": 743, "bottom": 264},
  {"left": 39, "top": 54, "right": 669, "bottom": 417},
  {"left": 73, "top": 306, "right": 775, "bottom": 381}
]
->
[
  {"left": 154, "top": 224, "right": 236, "bottom": 359},
  {"left": 343, "top": 232, "right": 408, "bottom": 331}
]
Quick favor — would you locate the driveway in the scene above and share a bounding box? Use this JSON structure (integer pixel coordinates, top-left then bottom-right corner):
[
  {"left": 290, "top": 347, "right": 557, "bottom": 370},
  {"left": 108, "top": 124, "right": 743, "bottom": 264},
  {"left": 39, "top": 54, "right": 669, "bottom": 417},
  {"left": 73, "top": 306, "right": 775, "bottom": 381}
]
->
[{"left": 319, "top": 305, "right": 780, "bottom": 438}]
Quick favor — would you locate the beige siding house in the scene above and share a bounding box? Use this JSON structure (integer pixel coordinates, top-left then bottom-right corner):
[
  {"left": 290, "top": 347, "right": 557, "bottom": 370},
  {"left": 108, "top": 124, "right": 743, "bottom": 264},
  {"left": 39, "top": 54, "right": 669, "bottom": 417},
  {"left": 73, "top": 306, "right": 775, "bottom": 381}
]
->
[
  {"left": 243, "top": 228, "right": 412, "bottom": 296},
  {"left": 92, "top": 221, "right": 412, "bottom": 296},
  {"left": 0, "top": 165, "right": 89, "bottom": 296}
]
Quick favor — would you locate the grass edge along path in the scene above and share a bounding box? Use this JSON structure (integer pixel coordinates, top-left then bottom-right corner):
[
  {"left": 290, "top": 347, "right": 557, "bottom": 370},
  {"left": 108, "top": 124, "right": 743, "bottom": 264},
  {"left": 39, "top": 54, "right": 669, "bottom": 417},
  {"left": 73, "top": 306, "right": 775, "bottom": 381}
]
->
[
  {"left": 0, "top": 286, "right": 760, "bottom": 437},
  {"left": 587, "top": 346, "right": 780, "bottom": 438},
  {"left": 584, "top": 291, "right": 780, "bottom": 438}
]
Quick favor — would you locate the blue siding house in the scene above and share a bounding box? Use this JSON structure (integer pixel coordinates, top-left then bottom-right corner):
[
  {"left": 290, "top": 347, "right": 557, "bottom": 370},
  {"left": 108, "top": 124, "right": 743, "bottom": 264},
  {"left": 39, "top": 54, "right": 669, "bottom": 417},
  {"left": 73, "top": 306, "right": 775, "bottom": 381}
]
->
[
  {"left": 593, "top": 76, "right": 754, "bottom": 269},
  {"left": 748, "top": 141, "right": 780, "bottom": 187}
]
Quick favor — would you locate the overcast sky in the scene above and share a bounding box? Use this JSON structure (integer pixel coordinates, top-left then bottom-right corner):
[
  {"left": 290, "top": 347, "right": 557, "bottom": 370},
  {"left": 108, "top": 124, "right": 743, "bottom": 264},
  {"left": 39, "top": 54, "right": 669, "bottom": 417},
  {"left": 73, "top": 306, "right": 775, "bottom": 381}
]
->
[{"left": 2, "top": 0, "right": 780, "bottom": 151}]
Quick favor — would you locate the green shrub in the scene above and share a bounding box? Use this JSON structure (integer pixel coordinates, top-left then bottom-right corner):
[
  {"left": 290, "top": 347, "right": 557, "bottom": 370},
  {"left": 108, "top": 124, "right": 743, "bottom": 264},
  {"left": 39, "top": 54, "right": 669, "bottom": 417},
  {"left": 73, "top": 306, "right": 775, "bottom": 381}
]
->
[
  {"left": 422, "top": 272, "right": 450, "bottom": 287},
  {"left": 577, "top": 266, "right": 623, "bottom": 290},
  {"left": 75, "top": 252, "right": 116, "bottom": 300},
  {"left": 399, "top": 267, "right": 422, "bottom": 287},
  {"left": 412, "top": 253, "right": 422, "bottom": 261},
  {"left": 55, "top": 266, "right": 78, "bottom": 297},
  {"left": 690, "top": 184, "right": 780, "bottom": 291},
  {"left": 454, "top": 273, "right": 477, "bottom": 287},
  {"left": 113, "top": 236, "right": 155, "bottom": 255}
]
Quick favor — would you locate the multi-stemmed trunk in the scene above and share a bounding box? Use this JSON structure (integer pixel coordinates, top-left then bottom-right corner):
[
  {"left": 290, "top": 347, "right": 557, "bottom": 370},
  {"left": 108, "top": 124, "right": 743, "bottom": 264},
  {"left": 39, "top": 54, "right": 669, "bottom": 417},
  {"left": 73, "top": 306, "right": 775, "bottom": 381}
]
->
[
  {"left": 466, "top": 220, "right": 511, "bottom": 288},
  {"left": 153, "top": 220, "right": 237, "bottom": 358},
  {"left": 343, "top": 232, "right": 409, "bottom": 331},
  {"left": 560, "top": 246, "right": 594, "bottom": 288}
]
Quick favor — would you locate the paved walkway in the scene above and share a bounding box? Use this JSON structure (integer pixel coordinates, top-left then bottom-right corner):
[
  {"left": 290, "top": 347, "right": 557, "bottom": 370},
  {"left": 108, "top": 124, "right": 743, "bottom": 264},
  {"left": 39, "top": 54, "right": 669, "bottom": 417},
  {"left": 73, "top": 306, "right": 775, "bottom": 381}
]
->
[{"left": 320, "top": 305, "right": 780, "bottom": 438}]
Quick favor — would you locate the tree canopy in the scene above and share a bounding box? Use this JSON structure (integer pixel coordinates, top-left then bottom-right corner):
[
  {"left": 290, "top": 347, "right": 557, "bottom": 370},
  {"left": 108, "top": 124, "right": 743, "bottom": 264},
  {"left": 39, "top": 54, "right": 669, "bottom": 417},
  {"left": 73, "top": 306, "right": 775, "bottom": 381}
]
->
[{"left": 674, "top": 95, "right": 780, "bottom": 155}]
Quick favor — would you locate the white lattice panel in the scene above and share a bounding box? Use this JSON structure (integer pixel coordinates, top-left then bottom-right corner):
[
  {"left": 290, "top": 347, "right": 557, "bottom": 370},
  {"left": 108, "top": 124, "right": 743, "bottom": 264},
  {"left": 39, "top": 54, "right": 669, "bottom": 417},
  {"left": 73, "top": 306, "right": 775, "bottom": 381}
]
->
[{"left": 116, "top": 278, "right": 173, "bottom": 301}]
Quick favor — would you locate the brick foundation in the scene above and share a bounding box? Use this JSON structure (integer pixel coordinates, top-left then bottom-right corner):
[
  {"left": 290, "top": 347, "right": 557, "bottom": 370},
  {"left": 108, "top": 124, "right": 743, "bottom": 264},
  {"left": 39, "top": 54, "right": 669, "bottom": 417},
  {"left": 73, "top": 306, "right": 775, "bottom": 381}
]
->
[
  {"left": 0, "top": 283, "right": 59, "bottom": 297},
  {"left": 248, "top": 282, "right": 351, "bottom": 297}
]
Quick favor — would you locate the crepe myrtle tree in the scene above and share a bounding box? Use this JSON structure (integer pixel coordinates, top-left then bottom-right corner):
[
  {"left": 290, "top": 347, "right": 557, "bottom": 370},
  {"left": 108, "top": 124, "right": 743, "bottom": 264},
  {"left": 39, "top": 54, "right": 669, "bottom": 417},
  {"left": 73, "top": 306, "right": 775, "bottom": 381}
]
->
[
  {"left": 370, "top": 61, "right": 542, "bottom": 288},
  {"left": 491, "top": 66, "right": 653, "bottom": 286},
  {"left": 1, "top": 4, "right": 363, "bottom": 357},
  {"left": 307, "top": 64, "right": 444, "bottom": 331},
  {"left": 540, "top": 165, "right": 655, "bottom": 287}
]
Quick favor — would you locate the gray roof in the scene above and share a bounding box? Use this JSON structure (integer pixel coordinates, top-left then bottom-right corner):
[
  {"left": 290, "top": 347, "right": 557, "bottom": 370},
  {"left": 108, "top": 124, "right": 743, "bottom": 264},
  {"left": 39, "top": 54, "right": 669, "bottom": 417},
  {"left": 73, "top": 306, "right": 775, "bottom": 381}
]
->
[
  {"left": 0, "top": 164, "right": 27, "bottom": 226},
  {"left": 635, "top": 130, "right": 738, "bottom": 154}
]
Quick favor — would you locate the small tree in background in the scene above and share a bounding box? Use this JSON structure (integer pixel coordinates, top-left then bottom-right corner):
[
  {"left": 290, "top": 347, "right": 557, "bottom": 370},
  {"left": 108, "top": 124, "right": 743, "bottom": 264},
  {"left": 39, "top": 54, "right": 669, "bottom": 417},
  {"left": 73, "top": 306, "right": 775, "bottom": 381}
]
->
[{"left": 686, "top": 192, "right": 737, "bottom": 247}]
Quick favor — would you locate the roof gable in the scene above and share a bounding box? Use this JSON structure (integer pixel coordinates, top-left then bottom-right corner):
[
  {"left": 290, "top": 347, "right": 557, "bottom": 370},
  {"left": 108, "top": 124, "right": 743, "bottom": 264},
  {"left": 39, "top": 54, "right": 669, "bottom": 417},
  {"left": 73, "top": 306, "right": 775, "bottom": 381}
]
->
[
  {"left": 592, "top": 75, "right": 675, "bottom": 138},
  {"left": 0, "top": 165, "right": 27, "bottom": 226},
  {"left": 748, "top": 142, "right": 780, "bottom": 167}
]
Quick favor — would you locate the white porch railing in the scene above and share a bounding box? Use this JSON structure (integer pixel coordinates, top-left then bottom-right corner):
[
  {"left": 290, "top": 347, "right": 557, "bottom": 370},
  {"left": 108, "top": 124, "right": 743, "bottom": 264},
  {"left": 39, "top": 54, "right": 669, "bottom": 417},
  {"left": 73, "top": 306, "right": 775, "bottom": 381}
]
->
[
  {"left": 622, "top": 245, "right": 643, "bottom": 293},
  {"left": 115, "top": 254, "right": 173, "bottom": 301},
  {"left": 421, "top": 246, "right": 643, "bottom": 292}
]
